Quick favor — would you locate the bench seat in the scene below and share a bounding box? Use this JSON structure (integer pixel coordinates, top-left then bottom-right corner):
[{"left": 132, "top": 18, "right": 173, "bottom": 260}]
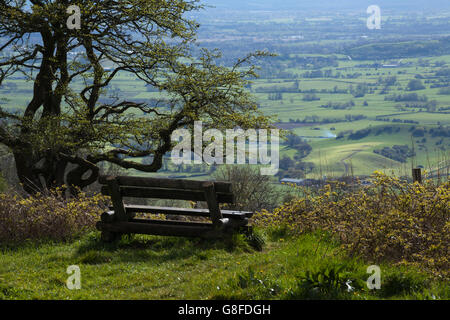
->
[{"left": 114, "top": 205, "right": 253, "bottom": 219}]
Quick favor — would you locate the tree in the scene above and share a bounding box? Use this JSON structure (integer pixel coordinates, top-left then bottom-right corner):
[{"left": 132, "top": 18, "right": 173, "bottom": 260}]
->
[
  {"left": 0, "top": 1, "right": 272, "bottom": 195},
  {"left": 407, "top": 79, "right": 425, "bottom": 91},
  {"left": 350, "top": 83, "right": 368, "bottom": 98},
  {"left": 279, "top": 156, "right": 294, "bottom": 170},
  {"left": 213, "top": 165, "right": 280, "bottom": 213}
]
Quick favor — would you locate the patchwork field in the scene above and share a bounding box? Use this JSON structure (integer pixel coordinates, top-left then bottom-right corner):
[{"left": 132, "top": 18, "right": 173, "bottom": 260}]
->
[{"left": 1, "top": 10, "right": 449, "bottom": 181}]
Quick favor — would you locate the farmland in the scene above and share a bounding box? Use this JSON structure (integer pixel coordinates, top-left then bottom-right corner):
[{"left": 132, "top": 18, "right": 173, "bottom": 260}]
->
[
  {"left": 0, "top": 3, "right": 449, "bottom": 180},
  {"left": 249, "top": 53, "right": 450, "bottom": 176}
]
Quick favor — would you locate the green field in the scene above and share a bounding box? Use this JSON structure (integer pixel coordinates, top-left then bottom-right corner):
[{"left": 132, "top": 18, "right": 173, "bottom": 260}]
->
[
  {"left": 251, "top": 54, "right": 450, "bottom": 177},
  {"left": 1, "top": 231, "right": 447, "bottom": 300},
  {"left": 2, "top": 54, "right": 449, "bottom": 179},
  {"left": 1, "top": 10, "right": 449, "bottom": 181}
]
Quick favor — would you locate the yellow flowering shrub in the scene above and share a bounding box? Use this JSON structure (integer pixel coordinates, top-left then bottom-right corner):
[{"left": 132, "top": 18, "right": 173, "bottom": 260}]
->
[
  {"left": 254, "top": 172, "right": 449, "bottom": 278},
  {"left": 0, "top": 189, "right": 108, "bottom": 243}
]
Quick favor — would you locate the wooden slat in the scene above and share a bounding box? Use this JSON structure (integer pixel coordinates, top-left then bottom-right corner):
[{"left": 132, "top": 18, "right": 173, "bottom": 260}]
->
[
  {"left": 99, "top": 175, "right": 232, "bottom": 194},
  {"left": 100, "top": 186, "right": 234, "bottom": 203},
  {"left": 121, "top": 205, "right": 253, "bottom": 219},
  {"left": 129, "top": 218, "right": 213, "bottom": 228},
  {"left": 97, "top": 221, "right": 227, "bottom": 239},
  {"left": 101, "top": 216, "right": 248, "bottom": 229}
]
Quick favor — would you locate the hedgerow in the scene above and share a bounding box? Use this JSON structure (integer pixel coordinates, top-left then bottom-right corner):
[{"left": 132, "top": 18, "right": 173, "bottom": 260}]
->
[
  {"left": 254, "top": 172, "right": 449, "bottom": 278},
  {"left": 0, "top": 190, "right": 107, "bottom": 243}
]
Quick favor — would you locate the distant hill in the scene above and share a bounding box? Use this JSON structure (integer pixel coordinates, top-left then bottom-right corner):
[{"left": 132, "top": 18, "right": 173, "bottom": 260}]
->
[
  {"left": 347, "top": 37, "right": 450, "bottom": 60},
  {"left": 202, "top": 0, "right": 449, "bottom": 12}
]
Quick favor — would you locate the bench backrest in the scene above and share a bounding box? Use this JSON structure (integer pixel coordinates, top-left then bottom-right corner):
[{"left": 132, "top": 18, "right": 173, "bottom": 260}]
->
[
  {"left": 98, "top": 175, "right": 234, "bottom": 226},
  {"left": 99, "top": 176, "right": 234, "bottom": 203}
]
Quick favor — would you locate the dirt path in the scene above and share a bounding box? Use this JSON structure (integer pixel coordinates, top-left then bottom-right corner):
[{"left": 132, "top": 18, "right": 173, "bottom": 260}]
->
[{"left": 340, "top": 149, "right": 365, "bottom": 175}]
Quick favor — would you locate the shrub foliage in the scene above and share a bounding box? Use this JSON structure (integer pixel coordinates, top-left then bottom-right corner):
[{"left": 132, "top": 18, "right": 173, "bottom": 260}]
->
[
  {"left": 254, "top": 172, "right": 449, "bottom": 278},
  {"left": 0, "top": 190, "right": 107, "bottom": 243}
]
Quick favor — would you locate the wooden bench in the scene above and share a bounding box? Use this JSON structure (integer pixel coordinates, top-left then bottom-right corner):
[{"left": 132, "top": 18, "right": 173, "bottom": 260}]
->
[{"left": 96, "top": 175, "right": 253, "bottom": 242}]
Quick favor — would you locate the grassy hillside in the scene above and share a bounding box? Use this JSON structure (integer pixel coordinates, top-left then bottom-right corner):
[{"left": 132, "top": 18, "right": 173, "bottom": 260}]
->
[
  {"left": 0, "top": 231, "right": 447, "bottom": 300},
  {"left": 299, "top": 124, "right": 449, "bottom": 177},
  {"left": 0, "top": 173, "right": 448, "bottom": 300}
]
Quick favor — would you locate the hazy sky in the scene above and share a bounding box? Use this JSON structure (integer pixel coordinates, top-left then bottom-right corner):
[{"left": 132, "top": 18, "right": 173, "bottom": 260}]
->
[{"left": 202, "top": 0, "right": 450, "bottom": 12}]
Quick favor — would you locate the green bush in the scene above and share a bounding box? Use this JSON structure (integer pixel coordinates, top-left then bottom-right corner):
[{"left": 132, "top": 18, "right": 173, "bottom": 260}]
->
[
  {"left": 287, "top": 264, "right": 360, "bottom": 300},
  {"left": 0, "top": 190, "right": 107, "bottom": 243},
  {"left": 254, "top": 172, "right": 450, "bottom": 278}
]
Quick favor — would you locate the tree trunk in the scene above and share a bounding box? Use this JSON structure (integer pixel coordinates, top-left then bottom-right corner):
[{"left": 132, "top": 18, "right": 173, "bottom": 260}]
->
[{"left": 13, "top": 150, "right": 44, "bottom": 194}]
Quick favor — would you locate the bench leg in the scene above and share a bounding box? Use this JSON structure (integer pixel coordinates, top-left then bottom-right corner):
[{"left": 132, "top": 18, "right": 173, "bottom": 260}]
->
[{"left": 100, "top": 230, "right": 122, "bottom": 243}]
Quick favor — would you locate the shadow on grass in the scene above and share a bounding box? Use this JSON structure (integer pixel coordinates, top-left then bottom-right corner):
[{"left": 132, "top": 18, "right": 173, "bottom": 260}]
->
[
  {"left": 0, "top": 235, "right": 85, "bottom": 252},
  {"left": 73, "top": 232, "right": 251, "bottom": 265}
]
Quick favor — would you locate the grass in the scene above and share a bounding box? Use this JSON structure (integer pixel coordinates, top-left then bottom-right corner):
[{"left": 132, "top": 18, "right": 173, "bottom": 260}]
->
[{"left": 0, "top": 230, "right": 447, "bottom": 300}]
